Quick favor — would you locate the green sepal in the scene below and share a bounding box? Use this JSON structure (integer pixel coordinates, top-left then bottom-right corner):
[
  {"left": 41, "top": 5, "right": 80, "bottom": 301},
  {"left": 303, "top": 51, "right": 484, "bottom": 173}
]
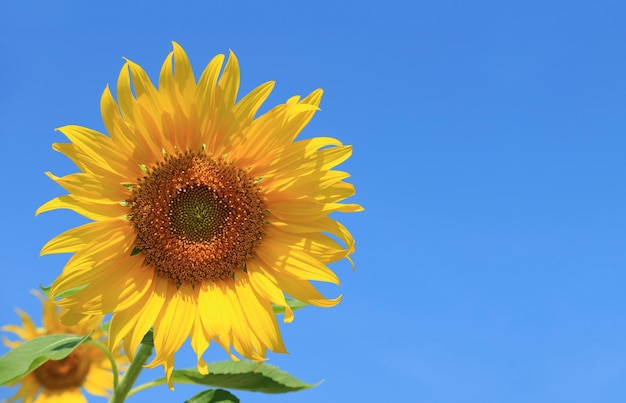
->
[
  {"left": 39, "top": 284, "right": 87, "bottom": 299},
  {"left": 185, "top": 389, "right": 240, "bottom": 403},
  {"left": 39, "top": 284, "right": 51, "bottom": 297},
  {"left": 0, "top": 333, "right": 91, "bottom": 385},
  {"left": 133, "top": 361, "right": 318, "bottom": 394},
  {"left": 140, "top": 328, "right": 154, "bottom": 346},
  {"left": 271, "top": 297, "right": 308, "bottom": 315},
  {"left": 130, "top": 247, "right": 142, "bottom": 256}
]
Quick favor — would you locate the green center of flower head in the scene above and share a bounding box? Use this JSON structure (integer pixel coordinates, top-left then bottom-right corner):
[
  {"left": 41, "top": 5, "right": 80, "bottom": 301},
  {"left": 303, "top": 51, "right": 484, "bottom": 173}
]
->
[
  {"left": 169, "top": 186, "right": 229, "bottom": 242},
  {"left": 128, "top": 151, "right": 266, "bottom": 286}
]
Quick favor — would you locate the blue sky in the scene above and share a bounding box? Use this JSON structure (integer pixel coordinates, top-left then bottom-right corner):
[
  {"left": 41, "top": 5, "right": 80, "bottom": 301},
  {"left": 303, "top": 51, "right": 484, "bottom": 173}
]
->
[{"left": 2, "top": 1, "right": 626, "bottom": 402}]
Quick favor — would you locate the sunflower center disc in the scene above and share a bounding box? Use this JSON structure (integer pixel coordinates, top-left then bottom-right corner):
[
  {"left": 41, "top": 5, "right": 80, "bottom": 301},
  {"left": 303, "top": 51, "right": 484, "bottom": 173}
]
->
[
  {"left": 129, "top": 152, "right": 266, "bottom": 285},
  {"left": 33, "top": 346, "right": 91, "bottom": 390},
  {"left": 169, "top": 186, "right": 229, "bottom": 242}
]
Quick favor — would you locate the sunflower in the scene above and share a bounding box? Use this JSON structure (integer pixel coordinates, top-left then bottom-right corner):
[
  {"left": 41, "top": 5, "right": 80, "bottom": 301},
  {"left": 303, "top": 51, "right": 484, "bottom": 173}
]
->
[
  {"left": 2, "top": 293, "right": 126, "bottom": 402},
  {"left": 37, "top": 42, "right": 361, "bottom": 385}
]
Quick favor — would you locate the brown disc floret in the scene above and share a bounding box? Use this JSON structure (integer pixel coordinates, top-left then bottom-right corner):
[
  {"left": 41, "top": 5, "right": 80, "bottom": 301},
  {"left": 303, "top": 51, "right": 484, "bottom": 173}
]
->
[
  {"left": 32, "top": 345, "right": 92, "bottom": 390},
  {"left": 128, "top": 151, "right": 266, "bottom": 286}
]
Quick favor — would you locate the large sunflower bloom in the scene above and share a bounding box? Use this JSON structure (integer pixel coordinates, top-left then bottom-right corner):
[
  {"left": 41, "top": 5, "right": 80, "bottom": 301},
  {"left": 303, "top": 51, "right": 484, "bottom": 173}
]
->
[
  {"left": 37, "top": 42, "right": 361, "bottom": 384},
  {"left": 2, "top": 293, "right": 126, "bottom": 402}
]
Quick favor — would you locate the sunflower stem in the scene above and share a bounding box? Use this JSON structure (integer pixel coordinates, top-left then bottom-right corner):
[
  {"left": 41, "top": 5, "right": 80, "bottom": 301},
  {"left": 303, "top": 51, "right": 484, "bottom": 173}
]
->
[
  {"left": 87, "top": 338, "right": 119, "bottom": 389},
  {"left": 109, "top": 343, "right": 153, "bottom": 403},
  {"left": 126, "top": 380, "right": 160, "bottom": 398}
]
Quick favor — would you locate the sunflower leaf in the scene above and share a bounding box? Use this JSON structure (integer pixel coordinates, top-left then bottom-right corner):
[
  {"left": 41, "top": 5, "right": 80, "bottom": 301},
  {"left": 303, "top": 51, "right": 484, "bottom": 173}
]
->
[
  {"left": 272, "top": 298, "right": 308, "bottom": 315},
  {"left": 147, "top": 361, "right": 318, "bottom": 393},
  {"left": 0, "top": 333, "right": 91, "bottom": 385},
  {"left": 184, "top": 388, "right": 240, "bottom": 403}
]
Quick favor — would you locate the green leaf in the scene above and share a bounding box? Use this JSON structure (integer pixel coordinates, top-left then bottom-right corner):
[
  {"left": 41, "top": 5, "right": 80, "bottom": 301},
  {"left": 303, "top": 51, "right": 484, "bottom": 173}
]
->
[
  {"left": 143, "top": 361, "right": 318, "bottom": 394},
  {"left": 185, "top": 389, "right": 240, "bottom": 403},
  {"left": 272, "top": 298, "right": 308, "bottom": 315},
  {"left": 0, "top": 333, "right": 91, "bottom": 385}
]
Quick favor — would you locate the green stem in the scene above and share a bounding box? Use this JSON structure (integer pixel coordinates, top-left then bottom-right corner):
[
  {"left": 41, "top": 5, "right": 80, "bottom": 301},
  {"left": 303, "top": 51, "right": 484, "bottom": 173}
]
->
[
  {"left": 109, "top": 343, "right": 153, "bottom": 403},
  {"left": 126, "top": 380, "right": 160, "bottom": 398},
  {"left": 87, "top": 339, "right": 119, "bottom": 389}
]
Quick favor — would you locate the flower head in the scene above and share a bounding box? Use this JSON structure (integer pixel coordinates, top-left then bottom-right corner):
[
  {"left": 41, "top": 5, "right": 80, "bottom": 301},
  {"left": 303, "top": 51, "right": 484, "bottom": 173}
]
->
[
  {"left": 37, "top": 43, "right": 361, "bottom": 385},
  {"left": 2, "top": 293, "right": 126, "bottom": 402}
]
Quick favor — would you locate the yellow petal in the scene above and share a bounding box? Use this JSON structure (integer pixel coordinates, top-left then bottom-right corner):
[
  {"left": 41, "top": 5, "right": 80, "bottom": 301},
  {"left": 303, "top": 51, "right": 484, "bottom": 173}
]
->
[
  {"left": 267, "top": 198, "right": 362, "bottom": 222},
  {"left": 82, "top": 366, "right": 114, "bottom": 397},
  {"left": 108, "top": 287, "right": 150, "bottom": 354},
  {"left": 147, "top": 283, "right": 196, "bottom": 368},
  {"left": 50, "top": 228, "right": 135, "bottom": 293},
  {"left": 56, "top": 125, "right": 135, "bottom": 179},
  {"left": 124, "top": 278, "right": 168, "bottom": 359},
  {"left": 55, "top": 257, "right": 152, "bottom": 315},
  {"left": 17, "top": 309, "right": 37, "bottom": 337},
  {"left": 162, "top": 358, "right": 175, "bottom": 390},
  {"left": 256, "top": 239, "right": 340, "bottom": 285},
  {"left": 156, "top": 46, "right": 196, "bottom": 150},
  {"left": 268, "top": 216, "right": 356, "bottom": 256},
  {"left": 277, "top": 88, "right": 323, "bottom": 143},
  {"left": 116, "top": 62, "right": 162, "bottom": 161},
  {"left": 256, "top": 264, "right": 341, "bottom": 308},
  {"left": 197, "top": 281, "right": 235, "bottom": 359},
  {"left": 172, "top": 41, "right": 196, "bottom": 101},
  {"left": 232, "top": 103, "right": 320, "bottom": 165},
  {"left": 40, "top": 296, "right": 62, "bottom": 333},
  {"left": 116, "top": 62, "right": 137, "bottom": 123},
  {"left": 40, "top": 219, "right": 131, "bottom": 255},
  {"left": 126, "top": 59, "right": 160, "bottom": 104},
  {"left": 264, "top": 226, "right": 351, "bottom": 264},
  {"left": 247, "top": 136, "right": 342, "bottom": 179},
  {"left": 262, "top": 169, "right": 350, "bottom": 195},
  {"left": 100, "top": 85, "right": 137, "bottom": 156},
  {"left": 230, "top": 81, "right": 275, "bottom": 131},
  {"left": 221, "top": 278, "right": 264, "bottom": 361},
  {"left": 51, "top": 142, "right": 127, "bottom": 182},
  {"left": 121, "top": 63, "right": 165, "bottom": 160},
  {"left": 36, "top": 195, "right": 127, "bottom": 221},
  {"left": 247, "top": 261, "right": 294, "bottom": 322},
  {"left": 1, "top": 308, "right": 37, "bottom": 340},
  {"left": 44, "top": 171, "right": 129, "bottom": 203},
  {"left": 260, "top": 144, "right": 353, "bottom": 181},
  {"left": 235, "top": 275, "right": 286, "bottom": 353},
  {"left": 189, "top": 309, "right": 209, "bottom": 375},
  {"left": 195, "top": 53, "right": 225, "bottom": 150},
  {"left": 35, "top": 388, "right": 87, "bottom": 403},
  {"left": 217, "top": 50, "right": 240, "bottom": 112}
]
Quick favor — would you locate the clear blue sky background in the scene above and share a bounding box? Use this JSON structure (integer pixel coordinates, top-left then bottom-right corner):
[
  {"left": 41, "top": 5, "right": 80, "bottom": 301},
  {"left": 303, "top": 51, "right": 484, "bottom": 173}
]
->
[{"left": 2, "top": 1, "right": 626, "bottom": 402}]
